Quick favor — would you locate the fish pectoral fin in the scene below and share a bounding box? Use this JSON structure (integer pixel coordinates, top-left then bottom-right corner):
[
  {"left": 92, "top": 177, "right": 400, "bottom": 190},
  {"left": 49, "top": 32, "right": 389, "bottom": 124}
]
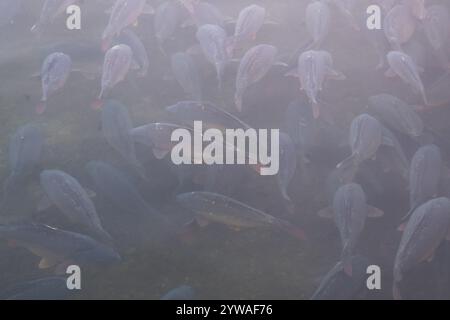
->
[
  {"left": 425, "top": 250, "right": 436, "bottom": 263},
  {"left": 285, "top": 68, "right": 299, "bottom": 78},
  {"left": 327, "top": 68, "right": 346, "bottom": 81},
  {"left": 153, "top": 148, "right": 170, "bottom": 160},
  {"left": 381, "top": 135, "right": 395, "bottom": 147},
  {"left": 39, "top": 256, "right": 59, "bottom": 269},
  {"left": 36, "top": 195, "right": 53, "bottom": 212},
  {"left": 317, "top": 206, "right": 333, "bottom": 219},
  {"left": 385, "top": 68, "right": 396, "bottom": 78},
  {"left": 367, "top": 205, "right": 384, "bottom": 218},
  {"left": 264, "top": 19, "right": 279, "bottom": 26},
  {"left": 30, "top": 71, "right": 41, "bottom": 80},
  {"left": 142, "top": 4, "right": 155, "bottom": 15},
  {"left": 195, "top": 217, "right": 209, "bottom": 228},
  {"left": 273, "top": 61, "right": 289, "bottom": 68},
  {"left": 85, "top": 188, "right": 96, "bottom": 198}
]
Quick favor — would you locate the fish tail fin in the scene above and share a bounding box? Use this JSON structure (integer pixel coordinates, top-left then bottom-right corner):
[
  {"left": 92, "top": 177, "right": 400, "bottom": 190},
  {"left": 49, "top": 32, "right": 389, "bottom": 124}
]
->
[
  {"left": 311, "top": 101, "right": 321, "bottom": 119},
  {"left": 393, "top": 282, "right": 402, "bottom": 300},
  {"left": 341, "top": 243, "right": 353, "bottom": 276},
  {"left": 101, "top": 37, "right": 112, "bottom": 52},
  {"left": 36, "top": 101, "right": 47, "bottom": 114},
  {"left": 91, "top": 98, "right": 104, "bottom": 110}
]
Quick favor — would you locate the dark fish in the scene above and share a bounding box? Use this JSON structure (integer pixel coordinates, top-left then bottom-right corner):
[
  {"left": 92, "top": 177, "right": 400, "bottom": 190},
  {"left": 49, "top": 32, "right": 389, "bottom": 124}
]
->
[
  {"left": 115, "top": 28, "right": 149, "bottom": 77},
  {"left": 154, "top": 1, "right": 183, "bottom": 49},
  {"left": 2, "top": 124, "right": 44, "bottom": 206},
  {"left": 386, "top": 51, "right": 428, "bottom": 105},
  {"left": 384, "top": 5, "right": 416, "bottom": 50},
  {"left": 2, "top": 277, "right": 71, "bottom": 300},
  {"left": 196, "top": 24, "right": 230, "bottom": 90},
  {"left": 318, "top": 183, "right": 384, "bottom": 275},
  {"left": 176, "top": 192, "right": 305, "bottom": 240},
  {"left": 403, "top": 145, "right": 442, "bottom": 221},
  {"left": 161, "top": 285, "right": 195, "bottom": 300},
  {"left": 94, "top": 44, "right": 133, "bottom": 109},
  {"left": 171, "top": 52, "right": 203, "bottom": 101},
  {"left": 39, "top": 170, "right": 112, "bottom": 243},
  {"left": 365, "top": 23, "right": 390, "bottom": 70},
  {"left": 101, "top": 100, "right": 145, "bottom": 176},
  {"left": 287, "top": 50, "right": 345, "bottom": 119},
  {"left": 37, "top": 52, "right": 72, "bottom": 114},
  {"left": 277, "top": 133, "right": 297, "bottom": 206},
  {"left": 0, "top": 0, "right": 21, "bottom": 27},
  {"left": 423, "top": 72, "right": 450, "bottom": 109},
  {"left": 423, "top": 5, "right": 450, "bottom": 70},
  {"left": 189, "top": 2, "right": 227, "bottom": 28},
  {"left": 394, "top": 197, "right": 450, "bottom": 299},
  {"left": 367, "top": 93, "right": 424, "bottom": 138},
  {"left": 0, "top": 224, "right": 120, "bottom": 271},
  {"left": 131, "top": 122, "right": 189, "bottom": 160},
  {"left": 31, "top": 0, "right": 78, "bottom": 34},
  {"left": 402, "top": 37, "right": 427, "bottom": 72},
  {"left": 6, "top": 124, "right": 44, "bottom": 184},
  {"left": 102, "top": 0, "right": 154, "bottom": 51},
  {"left": 378, "top": 125, "right": 410, "bottom": 182},
  {"left": 86, "top": 161, "right": 159, "bottom": 218},
  {"left": 423, "top": 5, "right": 450, "bottom": 51},
  {"left": 337, "top": 114, "right": 383, "bottom": 169},
  {"left": 235, "top": 44, "right": 278, "bottom": 112},
  {"left": 311, "top": 255, "right": 370, "bottom": 300},
  {"left": 305, "top": 1, "right": 331, "bottom": 49}
]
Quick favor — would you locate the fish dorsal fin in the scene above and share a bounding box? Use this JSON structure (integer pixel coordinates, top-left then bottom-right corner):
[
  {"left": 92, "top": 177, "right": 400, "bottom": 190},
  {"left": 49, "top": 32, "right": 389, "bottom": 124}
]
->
[
  {"left": 285, "top": 68, "right": 299, "bottom": 78},
  {"left": 317, "top": 206, "right": 333, "bottom": 219},
  {"left": 367, "top": 205, "right": 384, "bottom": 218},
  {"left": 39, "top": 257, "right": 58, "bottom": 269}
]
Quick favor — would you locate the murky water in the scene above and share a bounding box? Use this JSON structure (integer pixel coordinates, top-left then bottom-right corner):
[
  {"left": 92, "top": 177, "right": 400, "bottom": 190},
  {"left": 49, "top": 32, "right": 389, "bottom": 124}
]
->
[{"left": 1, "top": 0, "right": 450, "bottom": 300}]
